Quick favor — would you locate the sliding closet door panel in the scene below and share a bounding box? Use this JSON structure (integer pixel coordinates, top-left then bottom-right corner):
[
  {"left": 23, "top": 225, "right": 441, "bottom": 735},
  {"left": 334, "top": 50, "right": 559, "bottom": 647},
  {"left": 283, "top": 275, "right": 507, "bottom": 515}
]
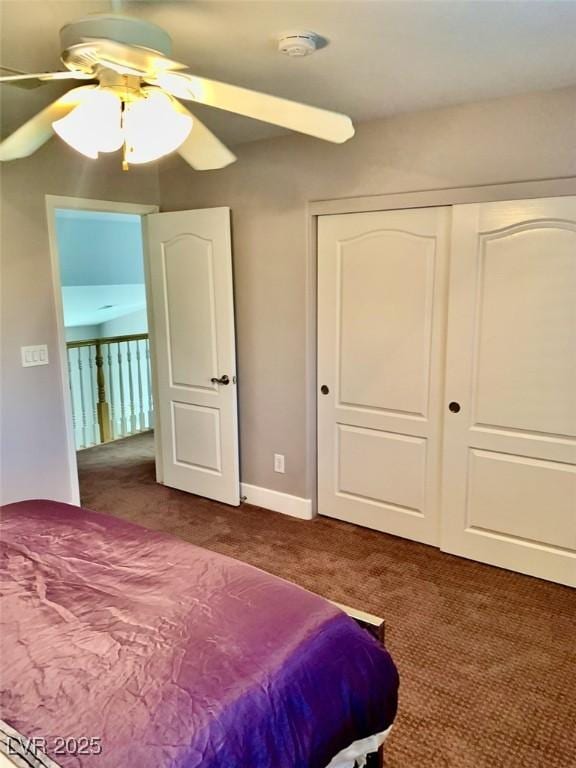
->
[
  {"left": 337, "top": 426, "right": 427, "bottom": 512},
  {"left": 318, "top": 207, "right": 450, "bottom": 545},
  {"left": 338, "top": 231, "right": 435, "bottom": 415},
  {"left": 442, "top": 197, "right": 576, "bottom": 587},
  {"left": 473, "top": 228, "right": 575, "bottom": 436},
  {"left": 466, "top": 450, "right": 575, "bottom": 550}
]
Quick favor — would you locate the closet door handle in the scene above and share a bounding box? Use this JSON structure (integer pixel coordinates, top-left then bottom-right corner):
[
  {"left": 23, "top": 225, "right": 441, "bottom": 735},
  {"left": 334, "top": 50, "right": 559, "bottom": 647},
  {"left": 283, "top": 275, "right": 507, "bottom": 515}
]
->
[
  {"left": 211, "top": 375, "right": 230, "bottom": 385},
  {"left": 448, "top": 401, "right": 461, "bottom": 413}
]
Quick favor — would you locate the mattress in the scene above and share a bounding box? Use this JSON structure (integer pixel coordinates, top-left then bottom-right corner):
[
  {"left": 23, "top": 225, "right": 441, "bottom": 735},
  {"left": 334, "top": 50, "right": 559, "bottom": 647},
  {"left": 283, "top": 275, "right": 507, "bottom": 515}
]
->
[{"left": 0, "top": 500, "right": 398, "bottom": 768}]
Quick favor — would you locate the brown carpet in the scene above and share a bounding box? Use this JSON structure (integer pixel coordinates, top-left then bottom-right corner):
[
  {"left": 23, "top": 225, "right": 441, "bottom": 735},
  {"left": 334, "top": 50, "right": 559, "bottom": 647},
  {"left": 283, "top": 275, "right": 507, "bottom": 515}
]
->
[{"left": 77, "top": 431, "right": 576, "bottom": 768}]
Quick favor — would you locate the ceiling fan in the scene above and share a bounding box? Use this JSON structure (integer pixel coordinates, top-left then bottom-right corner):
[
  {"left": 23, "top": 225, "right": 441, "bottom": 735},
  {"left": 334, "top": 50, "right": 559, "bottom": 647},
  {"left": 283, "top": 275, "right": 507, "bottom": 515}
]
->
[{"left": 0, "top": 15, "right": 355, "bottom": 170}]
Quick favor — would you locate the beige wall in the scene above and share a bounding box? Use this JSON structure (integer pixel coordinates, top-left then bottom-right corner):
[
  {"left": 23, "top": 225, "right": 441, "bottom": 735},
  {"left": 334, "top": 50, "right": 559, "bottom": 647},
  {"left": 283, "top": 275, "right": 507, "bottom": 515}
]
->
[
  {"left": 159, "top": 86, "right": 576, "bottom": 499},
  {"left": 0, "top": 140, "right": 158, "bottom": 503},
  {"left": 2, "top": 86, "right": 575, "bottom": 505}
]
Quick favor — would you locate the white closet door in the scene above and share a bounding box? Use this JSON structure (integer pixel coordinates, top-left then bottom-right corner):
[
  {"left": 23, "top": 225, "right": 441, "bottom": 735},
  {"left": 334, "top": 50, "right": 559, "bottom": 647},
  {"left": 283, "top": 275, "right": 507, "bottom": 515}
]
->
[
  {"left": 442, "top": 197, "right": 576, "bottom": 587},
  {"left": 317, "top": 207, "right": 450, "bottom": 545}
]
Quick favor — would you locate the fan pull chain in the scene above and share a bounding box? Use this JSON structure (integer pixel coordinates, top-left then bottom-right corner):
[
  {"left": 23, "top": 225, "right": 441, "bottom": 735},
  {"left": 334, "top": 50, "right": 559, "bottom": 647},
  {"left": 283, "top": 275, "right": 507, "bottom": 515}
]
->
[{"left": 121, "top": 101, "right": 129, "bottom": 171}]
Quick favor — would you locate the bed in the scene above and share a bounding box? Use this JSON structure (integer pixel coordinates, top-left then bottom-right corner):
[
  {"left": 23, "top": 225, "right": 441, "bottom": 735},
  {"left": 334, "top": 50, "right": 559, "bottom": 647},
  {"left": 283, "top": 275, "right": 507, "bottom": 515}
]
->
[{"left": 0, "top": 500, "right": 398, "bottom": 768}]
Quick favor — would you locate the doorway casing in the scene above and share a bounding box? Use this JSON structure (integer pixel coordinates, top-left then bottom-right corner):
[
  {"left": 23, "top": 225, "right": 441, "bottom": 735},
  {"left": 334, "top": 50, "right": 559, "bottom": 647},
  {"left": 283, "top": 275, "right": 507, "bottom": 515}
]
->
[{"left": 46, "top": 194, "right": 159, "bottom": 506}]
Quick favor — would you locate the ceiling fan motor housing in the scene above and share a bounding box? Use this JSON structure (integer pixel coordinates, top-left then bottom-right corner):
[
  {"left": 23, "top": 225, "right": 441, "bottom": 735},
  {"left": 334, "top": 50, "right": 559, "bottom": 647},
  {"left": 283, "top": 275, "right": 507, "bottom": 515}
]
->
[{"left": 60, "top": 15, "right": 173, "bottom": 58}]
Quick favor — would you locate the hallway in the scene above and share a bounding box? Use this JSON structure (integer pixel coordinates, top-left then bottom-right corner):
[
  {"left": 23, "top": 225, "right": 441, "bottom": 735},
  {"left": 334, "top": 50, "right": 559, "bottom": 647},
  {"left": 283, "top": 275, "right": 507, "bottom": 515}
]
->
[{"left": 77, "top": 432, "right": 576, "bottom": 768}]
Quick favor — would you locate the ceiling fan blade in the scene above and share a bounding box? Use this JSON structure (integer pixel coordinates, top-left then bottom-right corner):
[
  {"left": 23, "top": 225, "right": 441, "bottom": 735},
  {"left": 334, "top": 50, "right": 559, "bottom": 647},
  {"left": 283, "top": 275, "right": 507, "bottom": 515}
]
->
[
  {"left": 62, "top": 39, "right": 188, "bottom": 78},
  {"left": 0, "top": 70, "right": 92, "bottom": 84},
  {"left": 174, "top": 101, "right": 236, "bottom": 170},
  {"left": 152, "top": 72, "right": 355, "bottom": 144},
  {"left": 0, "top": 85, "right": 96, "bottom": 161}
]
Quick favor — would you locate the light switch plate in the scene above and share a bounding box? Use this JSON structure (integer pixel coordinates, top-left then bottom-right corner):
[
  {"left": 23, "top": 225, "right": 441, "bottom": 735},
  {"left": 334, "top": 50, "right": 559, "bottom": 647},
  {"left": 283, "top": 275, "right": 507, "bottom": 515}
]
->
[{"left": 21, "top": 345, "right": 49, "bottom": 367}]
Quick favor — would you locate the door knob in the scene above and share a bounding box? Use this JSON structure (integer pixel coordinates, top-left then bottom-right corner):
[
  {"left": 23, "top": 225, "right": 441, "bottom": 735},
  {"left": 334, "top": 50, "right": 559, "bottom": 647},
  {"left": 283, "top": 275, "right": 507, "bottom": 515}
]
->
[
  {"left": 320, "top": 385, "right": 329, "bottom": 395},
  {"left": 448, "top": 401, "right": 461, "bottom": 413},
  {"left": 211, "top": 375, "right": 230, "bottom": 385}
]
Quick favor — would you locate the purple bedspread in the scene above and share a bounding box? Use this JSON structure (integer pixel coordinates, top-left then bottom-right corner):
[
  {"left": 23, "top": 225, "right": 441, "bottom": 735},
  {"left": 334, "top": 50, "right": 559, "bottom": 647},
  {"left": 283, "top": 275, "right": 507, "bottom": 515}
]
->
[{"left": 0, "top": 500, "right": 398, "bottom": 768}]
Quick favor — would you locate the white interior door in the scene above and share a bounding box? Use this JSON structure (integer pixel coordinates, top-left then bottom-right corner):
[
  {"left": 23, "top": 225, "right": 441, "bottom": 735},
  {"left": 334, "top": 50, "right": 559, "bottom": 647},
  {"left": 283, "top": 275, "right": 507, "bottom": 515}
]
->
[
  {"left": 317, "top": 207, "right": 450, "bottom": 544},
  {"left": 146, "top": 207, "right": 240, "bottom": 506},
  {"left": 441, "top": 197, "right": 576, "bottom": 587}
]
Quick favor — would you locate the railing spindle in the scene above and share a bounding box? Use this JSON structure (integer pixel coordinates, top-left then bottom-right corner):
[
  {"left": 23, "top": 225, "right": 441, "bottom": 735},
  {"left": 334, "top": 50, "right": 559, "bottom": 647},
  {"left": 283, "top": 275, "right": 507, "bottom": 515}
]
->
[
  {"left": 77, "top": 347, "right": 87, "bottom": 449},
  {"left": 146, "top": 339, "right": 153, "bottom": 428},
  {"left": 67, "top": 351, "right": 78, "bottom": 446},
  {"left": 106, "top": 341, "right": 116, "bottom": 440},
  {"left": 126, "top": 340, "right": 137, "bottom": 433},
  {"left": 88, "top": 344, "right": 98, "bottom": 445},
  {"left": 117, "top": 341, "right": 126, "bottom": 436},
  {"left": 136, "top": 340, "right": 145, "bottom": 431}
]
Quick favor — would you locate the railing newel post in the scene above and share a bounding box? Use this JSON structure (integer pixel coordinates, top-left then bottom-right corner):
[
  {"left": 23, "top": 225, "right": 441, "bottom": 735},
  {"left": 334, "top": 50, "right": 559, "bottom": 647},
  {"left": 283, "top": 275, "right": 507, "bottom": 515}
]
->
[{"left": 95, "top": 341, "right": 112, "bottom": 443}]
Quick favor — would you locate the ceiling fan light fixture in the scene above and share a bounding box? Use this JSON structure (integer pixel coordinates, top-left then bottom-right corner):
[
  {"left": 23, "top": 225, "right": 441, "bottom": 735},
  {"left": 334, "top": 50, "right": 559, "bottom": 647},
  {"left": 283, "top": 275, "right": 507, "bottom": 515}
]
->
[
  {"left": 123, "top": 88, "right": 193, "bottom": 164},
  {"left": 0, "top": 16, "right": 354, "bottom": 167},
  {"left": 53, "top": 87, "right": 123, "bottom": 158}
]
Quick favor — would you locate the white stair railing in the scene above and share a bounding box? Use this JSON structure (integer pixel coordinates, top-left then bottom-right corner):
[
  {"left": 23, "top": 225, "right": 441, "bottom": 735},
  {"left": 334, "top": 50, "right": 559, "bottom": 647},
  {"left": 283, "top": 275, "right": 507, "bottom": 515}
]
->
[{"left": 67, "top": 333, "right": 154, "bottom": 450}]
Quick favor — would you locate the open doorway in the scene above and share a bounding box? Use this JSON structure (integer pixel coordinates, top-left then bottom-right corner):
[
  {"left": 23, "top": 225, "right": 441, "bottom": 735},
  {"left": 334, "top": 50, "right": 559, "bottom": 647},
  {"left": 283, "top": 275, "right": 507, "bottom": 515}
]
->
[
  {"left": 47, "top": 197, "right": 241, "bottom": 508},
  {"left": 46, "top": 196, "right": 159, "bottom": 505},
  {"left": 58, "top": 208, "right": 152, "bottom": 446}
]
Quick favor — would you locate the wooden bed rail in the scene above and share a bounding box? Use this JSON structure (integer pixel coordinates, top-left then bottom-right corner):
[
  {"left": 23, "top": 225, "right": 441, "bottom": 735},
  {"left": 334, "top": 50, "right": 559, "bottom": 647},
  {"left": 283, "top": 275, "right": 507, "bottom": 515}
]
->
[
  {"left": 330, "top": 601, "right": 386, "bottom": 646},
  {"left": 329, "top": 601, "right": 388, "bottom": 768}
]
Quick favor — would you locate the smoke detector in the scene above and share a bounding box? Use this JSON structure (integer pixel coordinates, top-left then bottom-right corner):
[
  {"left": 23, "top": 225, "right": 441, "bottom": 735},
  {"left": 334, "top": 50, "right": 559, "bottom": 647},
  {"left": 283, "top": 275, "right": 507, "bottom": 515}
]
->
[{"left": 277, "top": 31, "right": 324, "bottom": 58}]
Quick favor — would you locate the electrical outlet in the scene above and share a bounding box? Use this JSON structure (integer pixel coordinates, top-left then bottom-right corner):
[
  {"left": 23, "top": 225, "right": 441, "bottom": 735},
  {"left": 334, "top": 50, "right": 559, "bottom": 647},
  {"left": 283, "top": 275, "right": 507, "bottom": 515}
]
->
[{"left": 274, "top": 453, "right": 285, "bottom": 473}]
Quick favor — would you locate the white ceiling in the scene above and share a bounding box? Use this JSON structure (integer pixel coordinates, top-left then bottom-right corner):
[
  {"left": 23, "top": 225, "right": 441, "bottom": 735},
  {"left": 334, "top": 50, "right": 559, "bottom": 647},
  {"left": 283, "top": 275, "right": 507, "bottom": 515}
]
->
[
  {"left": 56, "top": 209, "right": 144, "bottom": 286},
  {"left": 2, "top": 1, "right": 576, "bottom": 145},
  {"left": 62, "top": 284, "right": 146, "bottom": 326}
]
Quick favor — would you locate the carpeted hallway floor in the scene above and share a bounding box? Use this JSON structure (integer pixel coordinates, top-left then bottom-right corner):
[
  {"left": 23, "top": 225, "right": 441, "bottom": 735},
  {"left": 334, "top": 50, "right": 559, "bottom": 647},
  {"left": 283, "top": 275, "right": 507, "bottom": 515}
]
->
[{"left": 77, "top": 431, "right": 576, "bottom": 768}]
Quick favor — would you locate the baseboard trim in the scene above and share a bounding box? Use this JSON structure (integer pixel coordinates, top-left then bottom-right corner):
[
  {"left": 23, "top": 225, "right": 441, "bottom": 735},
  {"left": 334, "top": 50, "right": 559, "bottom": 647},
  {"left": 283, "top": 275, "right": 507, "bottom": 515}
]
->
[{"left": 240, "top": 483, "right": 314, "bottom": 520}]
